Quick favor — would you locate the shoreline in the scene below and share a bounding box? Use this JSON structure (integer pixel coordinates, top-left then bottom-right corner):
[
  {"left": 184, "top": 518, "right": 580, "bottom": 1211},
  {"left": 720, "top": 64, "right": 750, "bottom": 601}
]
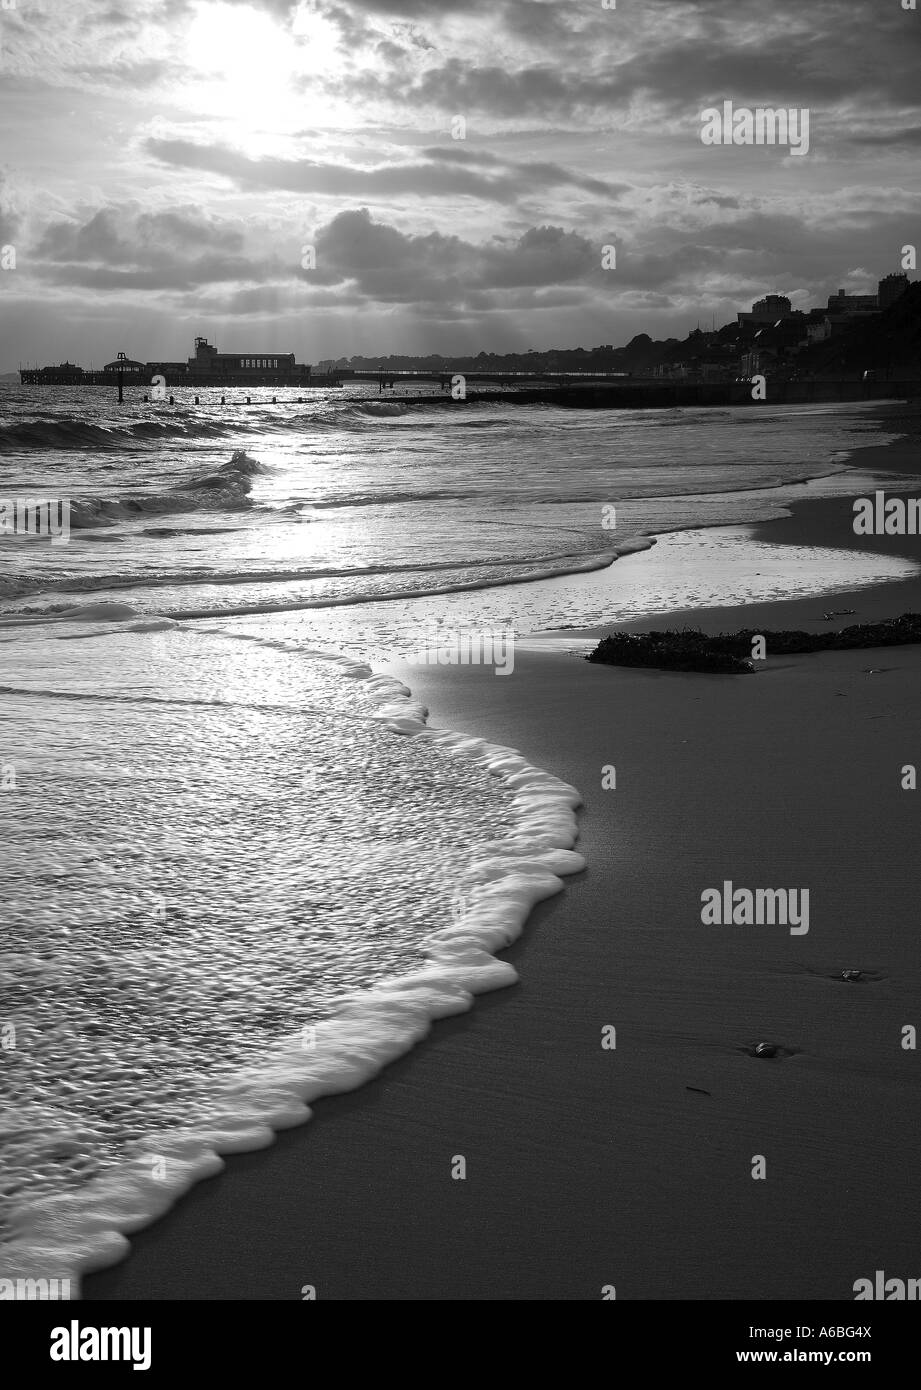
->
[
  {"left": 82, "top": 419, "right": 921, "bottom": 1301},
  {"left": 538, "top": 407, "right": 921, "bottom": 646}
]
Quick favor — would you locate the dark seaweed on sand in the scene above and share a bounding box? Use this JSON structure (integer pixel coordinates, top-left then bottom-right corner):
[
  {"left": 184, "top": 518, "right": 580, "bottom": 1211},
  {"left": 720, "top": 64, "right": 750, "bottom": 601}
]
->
[{"left": 585, "top": 613, "right": 921, "bottom": 674}]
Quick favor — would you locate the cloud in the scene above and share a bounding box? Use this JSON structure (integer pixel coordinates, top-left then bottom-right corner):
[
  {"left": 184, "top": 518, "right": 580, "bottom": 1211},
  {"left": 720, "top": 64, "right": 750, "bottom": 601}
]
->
[
  {"left": 4, "top": 0, "right": 920, "bottom": 362},
  {"left": 310, "top": 207, "right": 600, "bottom": 305},
  {"left": 418, "top": 145, "right": 625, "bottom": 198},
  {"left": 31, "top": 204, "right": 272, "bottom": 292},
  {"left": 0, "top": 177, "right": 21, "bottom": 245},
  {"left": 332, "top": 0, "right": 921, "bottom": 120},
  {"left": 143, "top": 138, "right": 628, "bottom": 201},
  {"left": 850, "top": 126, "right": 921, "bottom": 148},
  {"left": 36, "top": 206, "right": 245, "bottom": 263},
  {"left": 67, "top": 59, "right": 183, "bottom": 88}
]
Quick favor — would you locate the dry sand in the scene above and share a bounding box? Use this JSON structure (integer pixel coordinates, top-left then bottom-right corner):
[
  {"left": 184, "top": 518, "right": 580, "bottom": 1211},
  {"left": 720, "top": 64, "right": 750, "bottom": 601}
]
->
[{"left": 84, "top": 428, "right": 921, "bottom": 1302}]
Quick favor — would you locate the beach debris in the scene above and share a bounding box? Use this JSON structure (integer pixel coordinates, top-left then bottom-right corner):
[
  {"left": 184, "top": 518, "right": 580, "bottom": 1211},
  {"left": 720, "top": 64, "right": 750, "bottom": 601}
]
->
[
  {"left": 586, "top": 614, "right": 921, "bottom": 675},
  {"left": 841, "top": 969, "right": 863, "bottom": 982},
  {"left": 741, "top": 1041, "right": 796, "bottom": 1059},
  {"left": 686, "top": 1086, "right": 711, "bottom": 1095}
]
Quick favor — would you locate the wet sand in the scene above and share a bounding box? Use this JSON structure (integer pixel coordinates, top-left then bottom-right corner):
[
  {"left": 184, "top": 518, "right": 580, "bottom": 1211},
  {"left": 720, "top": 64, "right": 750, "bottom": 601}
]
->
[{"left": 84, "top": 417, "right": 921, "bottom": 1301}]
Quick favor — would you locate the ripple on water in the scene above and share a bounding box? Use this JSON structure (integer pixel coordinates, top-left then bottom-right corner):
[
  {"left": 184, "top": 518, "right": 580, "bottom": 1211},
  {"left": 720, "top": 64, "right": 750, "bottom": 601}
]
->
[{"left": 0, "top": 624, "right": 535, "bottom": 1250}]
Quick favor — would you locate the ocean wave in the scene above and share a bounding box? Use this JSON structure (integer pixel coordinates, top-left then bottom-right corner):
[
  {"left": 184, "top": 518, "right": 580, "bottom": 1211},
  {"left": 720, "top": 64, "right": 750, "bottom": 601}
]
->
[
  {"left": 0, "top": 546, "right": 628, "bottom": 610},
  {"left": 308, "top": 488, "right": 481, "bottom": 508},
  {"left": 0, "top": 641, "right": 584, "bottom": 1293},
  {"left": 149, "top": 548, "right": 632, "bottom": 621},
  {"left": 0, "top": 415, "right": 245, "bottom": 453},
  {"left": 349, "top": 401, "right": 409, "bottom": 418},
  {"left": 61, "top": 451, "right": 266, "bottom": 530}
]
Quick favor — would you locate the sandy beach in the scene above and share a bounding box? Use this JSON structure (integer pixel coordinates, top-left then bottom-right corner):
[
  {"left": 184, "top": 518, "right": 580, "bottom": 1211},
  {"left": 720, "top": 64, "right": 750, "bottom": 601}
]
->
[
  {"left": 9, "top": 0, "right": 921, "bottom": 1336},
  {"left": 81, "top": 420, "right": 921, "bottom": 1302}
]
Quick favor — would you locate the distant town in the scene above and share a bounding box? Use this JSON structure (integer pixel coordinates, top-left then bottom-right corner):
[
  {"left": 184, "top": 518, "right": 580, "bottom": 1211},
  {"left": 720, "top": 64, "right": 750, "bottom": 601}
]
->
[
  {"left": 318, "top": 272, "right": 918, "bottom": 382},
  {"left": 14, "top": 272, "right": 919, "bottom": 387}
]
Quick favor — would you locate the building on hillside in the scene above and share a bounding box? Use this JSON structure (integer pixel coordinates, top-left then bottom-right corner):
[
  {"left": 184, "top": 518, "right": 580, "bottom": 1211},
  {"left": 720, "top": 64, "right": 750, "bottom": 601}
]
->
[
  {"left": 738, "top": 294, "right": 794, "bottom": 325},
  {"left": 826, "top": 289, "right": 879, "bottom": 316},
  {"left": 741, "top": 319, "right": 809, "bottom": 375},
  {"left": 694, "top": 361, "right": 737, "bottom": 382},
  {"left": 806, "top": 317, "right": 834, "bottom": 344},
  {"left": 878, "top": 273, "right": 910, "bottom": 310},
  {"left": 741, "top": 348, "right": 776, "bottom": 375}
]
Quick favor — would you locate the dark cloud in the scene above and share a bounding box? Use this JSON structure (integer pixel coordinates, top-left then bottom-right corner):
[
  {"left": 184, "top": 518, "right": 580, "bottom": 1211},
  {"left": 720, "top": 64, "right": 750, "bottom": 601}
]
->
[
  {"left": 37, "top": 207, "right": 245, "bottom": 263},
  {"left": 6, "top": 0, "right": 920, "bottom": 360},
  {"left": 348, "top": 48, "right": 875, "bottom": 121},
  {"left": 336, "top": 0, "right": 921, "bottom": 118},
  {"left": 32, "top": 205, "right": 268, "bottom": 293},
  {"left": 692, "top": 192, "right": 742, "bottom": 209},
  {"left": 38, "top": 258, "right": 269, "bottom": 292},
  {"left": 477, "top": 225, "right": 598, "bottom": 288},
  {"left": 419, "top": 146, "right": 627, "bottom": 198},
  {"left": 144, "top": 138, "right": 627, "bottom": 201},
  {"left": 311, "top": 207, "right": 600, "bottom": 305},
  {"left": 89, "top": 7, "right": 138, "bottom": 27}
]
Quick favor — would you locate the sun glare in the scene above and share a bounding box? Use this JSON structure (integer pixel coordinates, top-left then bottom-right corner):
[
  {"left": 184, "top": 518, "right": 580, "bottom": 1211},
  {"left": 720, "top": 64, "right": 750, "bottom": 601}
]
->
[{"left": 183, "top": 1, "right": 342, "bottom": 135}]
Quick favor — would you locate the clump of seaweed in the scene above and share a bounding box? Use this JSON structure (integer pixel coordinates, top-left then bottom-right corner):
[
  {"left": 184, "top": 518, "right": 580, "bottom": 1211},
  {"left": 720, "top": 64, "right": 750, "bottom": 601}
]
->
[{"left": 585, "top": 613, "right": 921, "bottom": 674}]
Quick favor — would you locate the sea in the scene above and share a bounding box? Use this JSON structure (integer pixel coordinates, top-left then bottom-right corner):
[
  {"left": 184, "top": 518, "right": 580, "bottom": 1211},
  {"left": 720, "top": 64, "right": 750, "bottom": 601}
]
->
[{"left": 1, "top": 383, "right": 918, "bottom": 1292}]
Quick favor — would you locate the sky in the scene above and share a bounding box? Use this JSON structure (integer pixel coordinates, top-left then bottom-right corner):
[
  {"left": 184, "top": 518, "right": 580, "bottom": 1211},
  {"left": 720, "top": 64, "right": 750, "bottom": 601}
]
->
[{"left": 0, "top": 0, "right": 919, "bottom": 368}]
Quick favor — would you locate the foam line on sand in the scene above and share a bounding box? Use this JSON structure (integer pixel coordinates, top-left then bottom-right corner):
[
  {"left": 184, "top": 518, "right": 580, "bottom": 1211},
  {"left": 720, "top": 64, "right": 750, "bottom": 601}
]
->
[{"left": 0, "top": 653, "right": 584, "bottom": 1297}]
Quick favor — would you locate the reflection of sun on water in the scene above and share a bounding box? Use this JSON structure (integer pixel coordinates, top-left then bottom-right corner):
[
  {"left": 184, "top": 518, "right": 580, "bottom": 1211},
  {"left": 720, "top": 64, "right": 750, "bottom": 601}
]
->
[{"left": 183, "top": 0, "right": 343, "bottom": 135}]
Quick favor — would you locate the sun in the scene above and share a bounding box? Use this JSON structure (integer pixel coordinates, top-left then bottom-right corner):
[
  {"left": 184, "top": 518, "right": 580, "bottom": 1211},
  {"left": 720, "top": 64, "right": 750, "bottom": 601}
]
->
[{"left": 183, "top": 1, "right": 343, "bottom": 136}]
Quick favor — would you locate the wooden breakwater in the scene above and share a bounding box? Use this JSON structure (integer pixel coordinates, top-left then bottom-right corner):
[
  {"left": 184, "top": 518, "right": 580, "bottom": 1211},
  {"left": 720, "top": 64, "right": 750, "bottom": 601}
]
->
[{"left": 352, "top": 379, "right": 921, "bottom": 410}]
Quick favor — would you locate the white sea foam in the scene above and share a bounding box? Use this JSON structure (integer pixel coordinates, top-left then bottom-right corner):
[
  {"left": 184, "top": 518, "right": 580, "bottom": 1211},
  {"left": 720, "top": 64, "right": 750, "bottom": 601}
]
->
[
  {"left": 0, "top": 642, "right": 583, "bottom": 1295},
  {"left": 1, "top": 393, "right": 916, "bottom": 1295}
]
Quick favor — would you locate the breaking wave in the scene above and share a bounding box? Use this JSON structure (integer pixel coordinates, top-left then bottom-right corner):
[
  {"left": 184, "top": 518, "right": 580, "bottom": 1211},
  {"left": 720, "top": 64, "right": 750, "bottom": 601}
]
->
[{"left": 63, "top": 452, "right": 269, "bottom": 528}]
